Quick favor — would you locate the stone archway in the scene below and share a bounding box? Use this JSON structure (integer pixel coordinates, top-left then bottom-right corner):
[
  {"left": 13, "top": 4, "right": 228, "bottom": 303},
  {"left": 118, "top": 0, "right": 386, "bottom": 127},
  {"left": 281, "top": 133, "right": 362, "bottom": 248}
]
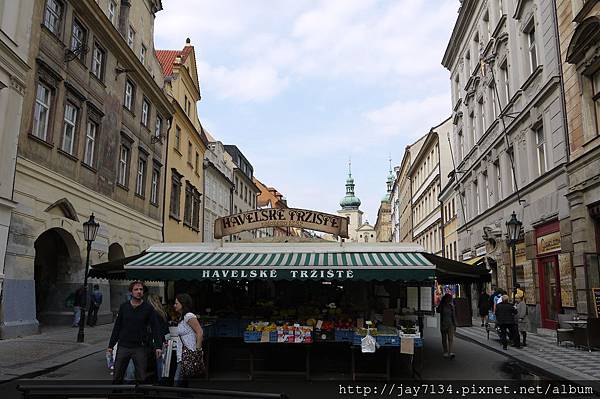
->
[{"left": 34, "top": 228, "right": 81, "bottom": 325}]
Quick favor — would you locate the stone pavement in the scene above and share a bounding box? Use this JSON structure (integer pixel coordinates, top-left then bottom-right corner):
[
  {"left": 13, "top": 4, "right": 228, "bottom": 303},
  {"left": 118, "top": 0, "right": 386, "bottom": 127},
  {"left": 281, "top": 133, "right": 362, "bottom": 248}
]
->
[
  {"left": 0, "top": 323, "right": 112, "bottom": 382},
  {"left": 456, "top": 324, "right": 600, "bottom": 386}
]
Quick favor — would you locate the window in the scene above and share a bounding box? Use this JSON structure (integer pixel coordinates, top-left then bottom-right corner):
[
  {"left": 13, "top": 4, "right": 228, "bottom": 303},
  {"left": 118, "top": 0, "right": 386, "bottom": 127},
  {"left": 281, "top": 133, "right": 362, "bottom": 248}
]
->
[
  {"left": 479, "top": 98, "right": 486, "bottom": 136},
  {"left": 141, "top": 98, "right": 149, "bottom": 126},
  {"left": 117, "top": 144, "right": 130, "bottom": 186},
  {"left": 483, "top": 171, "right": 489, "bottom": 209},
  {"left": 151, "top": 167, "right": 159, "bottom": 205},
  {"left": 70, "top": 19, "right": 87, "bottom": 60},
  {"left": 507, "top": 146, "right": 516, "bottom": 192},
  {"left": 494, "top": 159, "right": 502, "bottom": 200},
  {"left": 140, "top": 45, "right": 146, "bottom": 64},
  {"left": 184, "top": 182, "right": 193, "bottom": 226},
  {"left": 490, "top": 84, "right": 498, "bottom": 121},
  {"left": 170, "top": 171, "right": 182, "bottom": 218},
  {"left": 175, "top": 125, "right": 181, "bottom": 150},
  {"left": 469, "top": 111, "right": 475, "bottom": 147},
  {"left": 91, "top": 43, "right": 105, "bottom": 79},
  {"left": 61, "top": 103, "right": 78, "bottom": 155},
  {"left": 526, "top": 25, "right": 538, "bottom": 75},
  {"left": 44, "top": 0, "right": 63, "bottom": 35},
  {"left": 195, "top": 152, "right": 199, "bottom": 171},
  {"left": 458, "top": 130, "right": 464, "bottom": 160},
  {"left": 593, "top": 71, "right": 600, "bottom": 133},
  {"left": 127, "top": 26, "right": 135, "bottom": 48},
  {"left": 535, "top": 126, "right": 547, "bottom": 175},
  {"left": 84, "top": 120, "right": 97, "bottom": 166},
  {"left": 135, "top": 157, "right": 146, "bottom": 197},
  {"left": 474, "top": 181, "right": 480, "bottom": 215},
  {"left": 108, "top": 0, "right": 117, "bottom": 25},
  {"left": 155, "top": 115, "right": 162, "bottom": 138},
  {"left": 33, "top": 82, "right": 52, "bottom": 140},
  {"left": 187, "top": 141, "right": 192, "bottom": 162},
  {"left": 184, "top": 95, "right": 189, "bottom": 114},
  {"left": 124, "top": 80, "right": 134, "bottom": 110},
  {"left": 192, "top": 189, "right": 201, "bottom": 230},
  {"left": 501, "top": 61, "right": 510, "bottom": 106}
]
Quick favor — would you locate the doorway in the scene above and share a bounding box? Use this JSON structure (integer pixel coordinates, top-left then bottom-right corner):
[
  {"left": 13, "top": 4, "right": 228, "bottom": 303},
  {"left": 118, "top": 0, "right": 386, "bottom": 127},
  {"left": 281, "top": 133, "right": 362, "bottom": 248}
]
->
[
  {"left": 537, "top": 255, "right": 561, "bottom": 329},
  {"left": 34, "top": 228, "right": 80, "bottom": 324}
]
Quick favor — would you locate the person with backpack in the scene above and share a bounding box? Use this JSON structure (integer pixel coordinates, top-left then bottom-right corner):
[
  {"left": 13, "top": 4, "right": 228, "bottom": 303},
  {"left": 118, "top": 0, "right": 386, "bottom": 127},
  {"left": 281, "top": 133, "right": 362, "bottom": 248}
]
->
[
  {"left": 87, "top": 284, "right": 103, "bottom": 327},
  {"left": 494, "top": 294, "right": 520, "bottom": 350}
]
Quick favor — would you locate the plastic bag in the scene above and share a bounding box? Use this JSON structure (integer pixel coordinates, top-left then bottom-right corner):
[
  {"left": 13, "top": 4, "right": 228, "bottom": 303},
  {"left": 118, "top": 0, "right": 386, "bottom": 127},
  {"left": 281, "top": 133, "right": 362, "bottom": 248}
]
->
[{"left": 361, "top": 334, "right": 377, "bottom": 353}]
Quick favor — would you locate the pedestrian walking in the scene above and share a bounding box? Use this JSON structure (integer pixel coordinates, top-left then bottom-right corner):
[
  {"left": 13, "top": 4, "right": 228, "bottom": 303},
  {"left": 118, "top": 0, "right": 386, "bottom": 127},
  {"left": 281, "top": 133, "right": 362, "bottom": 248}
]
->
[
  {"left": 438, "top": 293, "right": 457, "bottom": 359},
  {"left": 494, "top": 294, "right": 520, "bottom": 350},
  {"left": 147, "top": 294, "right": 169, "bottom": 383},
  {"left": 87, "top": 284, "right": 103, "bottom": 327},
  {"left": 515, "top": 293, "right": 529, "bottom": 346},
  {"left": 72, "top": 287, "right": 85, "bottom": 327},
  {"left": 478, "top": 289, "right": 491, "bottom": 326},
  {"left": 173, "top": 293, "right": 204, "bottom": 386},
  {"left": 107, "top": 281, "right": 162, "bottom": 384}
]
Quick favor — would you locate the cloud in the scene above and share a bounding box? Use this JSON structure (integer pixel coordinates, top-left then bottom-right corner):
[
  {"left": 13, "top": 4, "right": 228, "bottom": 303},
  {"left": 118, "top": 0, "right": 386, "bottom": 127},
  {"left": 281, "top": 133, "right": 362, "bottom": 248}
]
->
[
  {"left": 364, "top": 93, "right": 451, "bottom": 141},
  {"left": 156, "top": 0, "right": 459, "bottom": 102},
  {"left": 196, "top": 61, "right": 289, "bottom": 102}
]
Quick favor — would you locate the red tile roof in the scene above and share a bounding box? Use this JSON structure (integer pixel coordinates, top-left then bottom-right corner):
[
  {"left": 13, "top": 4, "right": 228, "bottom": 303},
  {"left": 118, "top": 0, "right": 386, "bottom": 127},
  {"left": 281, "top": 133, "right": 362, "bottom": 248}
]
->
[{"left": 156, "top": 45, "right": 194, "bottom": 77}]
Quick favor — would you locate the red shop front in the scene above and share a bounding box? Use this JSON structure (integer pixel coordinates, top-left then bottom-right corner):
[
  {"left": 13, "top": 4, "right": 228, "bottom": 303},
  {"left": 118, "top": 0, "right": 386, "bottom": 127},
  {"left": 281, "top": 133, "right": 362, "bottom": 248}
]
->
[{"left": 536, "top": 221, "right": 562, "bottom": 329}]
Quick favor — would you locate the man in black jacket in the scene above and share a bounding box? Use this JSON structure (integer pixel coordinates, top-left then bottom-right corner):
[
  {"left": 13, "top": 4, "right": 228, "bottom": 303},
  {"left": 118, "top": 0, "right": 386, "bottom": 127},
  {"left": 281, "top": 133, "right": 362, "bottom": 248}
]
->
[
  {"left": 494, "top": 294, "right": 520, "bottom": 350},
  {"left": 107, "top": 281, "right": 162, "bottom": 383}
]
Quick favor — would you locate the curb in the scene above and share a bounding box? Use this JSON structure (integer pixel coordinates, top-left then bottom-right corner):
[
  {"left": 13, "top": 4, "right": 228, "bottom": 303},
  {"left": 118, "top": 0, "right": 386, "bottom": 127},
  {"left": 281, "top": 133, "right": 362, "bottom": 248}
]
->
[
  {"left": 0, "top": 345, "right": 106, "bottom": 384},
  {"left": 455, "top": 329, "right": 600, "bottom": 393}
]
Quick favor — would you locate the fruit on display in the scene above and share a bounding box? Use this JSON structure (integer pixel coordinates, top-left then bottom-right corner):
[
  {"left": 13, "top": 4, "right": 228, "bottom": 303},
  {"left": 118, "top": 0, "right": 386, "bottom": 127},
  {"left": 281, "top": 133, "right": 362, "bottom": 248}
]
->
[{"left": 246, "top": 321, "right": 277, "bottom": 332}]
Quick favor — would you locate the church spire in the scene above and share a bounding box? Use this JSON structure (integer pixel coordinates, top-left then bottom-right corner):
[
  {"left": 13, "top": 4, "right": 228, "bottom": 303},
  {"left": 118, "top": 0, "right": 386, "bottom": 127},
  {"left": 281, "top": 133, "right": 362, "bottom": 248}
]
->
[
  {"left": 340, "top": 158, "right": 361, "bottom": 209},
  {"left": 383, "top": 156, "right": 394, "bottom": 203}
]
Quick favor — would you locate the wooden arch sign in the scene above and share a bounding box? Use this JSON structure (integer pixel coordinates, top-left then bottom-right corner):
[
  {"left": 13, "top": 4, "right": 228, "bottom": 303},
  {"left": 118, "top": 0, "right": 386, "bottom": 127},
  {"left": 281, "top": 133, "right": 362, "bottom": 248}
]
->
[{"left": 214, "top": 208, "right": 349, "bottom": 239}]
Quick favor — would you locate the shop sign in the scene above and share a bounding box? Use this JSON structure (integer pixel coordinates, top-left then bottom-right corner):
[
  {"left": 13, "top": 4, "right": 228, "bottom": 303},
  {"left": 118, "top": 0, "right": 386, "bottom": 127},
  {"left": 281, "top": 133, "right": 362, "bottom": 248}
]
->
[
  {"left": 214, "top": 208, "right": 349, "bottom": 239},
  {"left": 198, "top": 268, "right": 356, "bottom": 280},
  {"left": 515, "top": 242, "right": 527, "bottom": 265},
  {"left": 522, "top": 261, "right": 536, "bottom": 305},
  {"left": 558, "top": 253, "right": 574, "bottom": 308},
  {"left": 593, "top": 288, "right": 600, "bottom": 318},
  {"left": 536, "top": 231, "right": 561, "bottom": 255}
]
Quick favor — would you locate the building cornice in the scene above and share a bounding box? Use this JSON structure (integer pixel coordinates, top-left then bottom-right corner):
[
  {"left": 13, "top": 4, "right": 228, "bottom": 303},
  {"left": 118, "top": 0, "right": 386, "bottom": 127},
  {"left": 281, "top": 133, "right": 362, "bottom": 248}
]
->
[{"left": 442, "top": 0, "right": 477, "bottom": 69}]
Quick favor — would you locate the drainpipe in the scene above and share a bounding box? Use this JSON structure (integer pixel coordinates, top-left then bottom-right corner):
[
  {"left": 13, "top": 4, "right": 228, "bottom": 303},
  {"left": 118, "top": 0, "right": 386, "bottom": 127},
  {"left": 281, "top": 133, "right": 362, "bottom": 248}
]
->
[
  {"left": 551, "top": 0, "right": 570, "bottom": 165},
  {"left": 161, "top": 116, "right": 173, "bottom": 243}
]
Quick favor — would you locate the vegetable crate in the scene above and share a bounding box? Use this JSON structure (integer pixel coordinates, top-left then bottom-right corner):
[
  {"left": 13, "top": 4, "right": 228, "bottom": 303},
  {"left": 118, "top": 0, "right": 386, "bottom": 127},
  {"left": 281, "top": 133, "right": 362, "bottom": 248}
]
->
[
  {"left": 243, "top": 331, "right": 262, "bottom": 342},
  {"left": 376, "top": 335, "right": 400, "bottom": 347},
  {"left": 334, "top": 329, "right": 354, "bottom": 342}
]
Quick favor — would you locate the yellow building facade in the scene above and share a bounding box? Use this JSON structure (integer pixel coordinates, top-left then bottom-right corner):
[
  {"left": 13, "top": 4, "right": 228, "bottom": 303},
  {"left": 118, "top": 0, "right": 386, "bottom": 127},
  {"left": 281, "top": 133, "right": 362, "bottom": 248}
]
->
[{"left": 157, "top": 40, "right": 207, "bottom": 242}]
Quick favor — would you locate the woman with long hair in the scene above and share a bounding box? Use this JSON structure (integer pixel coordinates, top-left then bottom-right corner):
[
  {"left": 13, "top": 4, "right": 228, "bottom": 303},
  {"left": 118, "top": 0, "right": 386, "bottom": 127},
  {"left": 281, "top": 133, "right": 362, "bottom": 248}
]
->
[
  {"left": 147, "top": 294, "right": 169, "bottom": 383},
  {"left": 438, "top": 293, "right": 457, "bottom": 359},
  {"left": 173, "top": 293, "right": 203, "bottom": 386}
]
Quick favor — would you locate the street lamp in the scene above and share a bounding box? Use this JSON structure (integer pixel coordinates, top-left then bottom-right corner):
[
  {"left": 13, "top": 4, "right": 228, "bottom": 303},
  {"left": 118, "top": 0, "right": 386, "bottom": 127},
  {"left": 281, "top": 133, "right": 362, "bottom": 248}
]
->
[
  {"left": 506, "top": 211, "right": 522, "bottom": 305},
  {"left": 77, "top": 214, "right": 100, "bottom": 343}
]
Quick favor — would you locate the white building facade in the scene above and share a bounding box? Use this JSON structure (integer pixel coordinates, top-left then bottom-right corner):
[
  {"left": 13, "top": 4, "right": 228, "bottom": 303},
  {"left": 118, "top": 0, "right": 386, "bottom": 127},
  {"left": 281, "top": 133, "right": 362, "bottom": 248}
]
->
[
  {"left": 442, "top": 0, "right": 572, "bottom": 329},
  {"left": 203, "top": 139, "right": 233, "bottom": 242},
  {"left": 0, "top": 0, "right": 34, "bottom": 303}
]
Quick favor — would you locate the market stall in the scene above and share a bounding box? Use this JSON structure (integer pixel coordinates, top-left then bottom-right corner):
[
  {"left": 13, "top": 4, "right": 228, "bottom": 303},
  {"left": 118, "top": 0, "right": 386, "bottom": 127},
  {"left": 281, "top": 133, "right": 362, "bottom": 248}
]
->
[{"left": 122, "top": 242, "right": 435, "bottom": 380}]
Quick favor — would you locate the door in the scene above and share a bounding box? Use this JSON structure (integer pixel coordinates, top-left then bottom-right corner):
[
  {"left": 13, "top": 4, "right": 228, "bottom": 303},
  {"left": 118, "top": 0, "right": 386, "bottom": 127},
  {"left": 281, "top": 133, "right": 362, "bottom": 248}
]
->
[{"left": 538, "top": 255, "right": 561, "bottom": 329}]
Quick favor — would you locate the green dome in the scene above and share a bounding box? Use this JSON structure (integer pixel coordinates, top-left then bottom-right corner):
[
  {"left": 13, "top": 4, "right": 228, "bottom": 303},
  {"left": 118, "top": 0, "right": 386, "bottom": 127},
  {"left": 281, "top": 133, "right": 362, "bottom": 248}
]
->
[{"left": 340, "top": 194, "right": 361, "bottom": 209}]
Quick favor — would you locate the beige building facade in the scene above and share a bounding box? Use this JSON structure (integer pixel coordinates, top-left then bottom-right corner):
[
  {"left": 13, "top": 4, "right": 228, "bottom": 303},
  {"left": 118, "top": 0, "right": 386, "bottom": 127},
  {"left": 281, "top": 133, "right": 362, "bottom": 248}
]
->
[
  {"left": 409, "top": 118, "right": 452, "bottom": 255},
  {"left": 391, "top": 136, "right": 426, "bottom": 243},
  {"left": 157, "top": 40, "right": 207, "bottom": 243},
  {"left": 2, "top": 0, "right": 172, "bottom": 337},
  {"left": 557, "top": 0, "right": 600, "bottom": 315},
  {"left": 0, "top": 0, "right": 35, "bottom": 301}
]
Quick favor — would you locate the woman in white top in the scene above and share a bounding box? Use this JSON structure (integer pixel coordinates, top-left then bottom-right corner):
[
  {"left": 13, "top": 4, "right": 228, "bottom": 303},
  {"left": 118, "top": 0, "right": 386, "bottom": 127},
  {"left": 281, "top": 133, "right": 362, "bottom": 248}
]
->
[{"left": 173, "top": 293, "right": 203, "bottom": 386}]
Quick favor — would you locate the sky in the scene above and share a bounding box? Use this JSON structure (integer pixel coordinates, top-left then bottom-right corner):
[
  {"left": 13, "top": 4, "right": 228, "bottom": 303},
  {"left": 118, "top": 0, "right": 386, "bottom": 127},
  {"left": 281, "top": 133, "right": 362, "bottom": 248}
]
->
[{"left": 154, "top": 0, "right": 459, "bottom": 222}]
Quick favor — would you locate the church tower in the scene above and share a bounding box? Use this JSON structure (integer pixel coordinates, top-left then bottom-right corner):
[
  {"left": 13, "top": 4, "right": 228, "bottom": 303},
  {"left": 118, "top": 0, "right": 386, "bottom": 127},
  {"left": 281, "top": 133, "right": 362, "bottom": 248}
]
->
[{"left": 338, "top": 160, "right": 363, "bottom": 241}]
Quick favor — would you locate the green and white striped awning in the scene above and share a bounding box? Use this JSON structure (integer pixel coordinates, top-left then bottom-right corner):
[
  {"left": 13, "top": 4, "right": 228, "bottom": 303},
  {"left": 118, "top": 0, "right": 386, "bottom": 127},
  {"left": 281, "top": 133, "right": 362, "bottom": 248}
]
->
[{"left": 124, "top": 243, "right": 435, "bottom": 282}]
